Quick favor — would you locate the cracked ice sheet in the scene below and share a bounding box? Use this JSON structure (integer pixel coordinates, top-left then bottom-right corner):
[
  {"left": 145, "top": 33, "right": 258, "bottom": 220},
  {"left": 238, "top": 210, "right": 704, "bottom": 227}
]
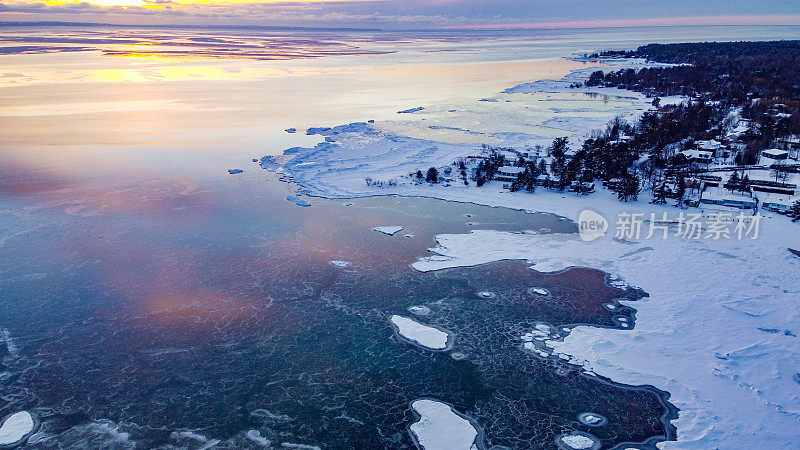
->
[{"left": 412, "top": 222, "right": 800, "bottom": 449}]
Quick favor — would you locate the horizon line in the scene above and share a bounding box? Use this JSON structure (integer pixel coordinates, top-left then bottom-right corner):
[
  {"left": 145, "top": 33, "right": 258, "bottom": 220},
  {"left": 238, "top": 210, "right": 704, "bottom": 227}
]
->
[{"left": 3, "top": 15, "right": 800, "bottom": 33}]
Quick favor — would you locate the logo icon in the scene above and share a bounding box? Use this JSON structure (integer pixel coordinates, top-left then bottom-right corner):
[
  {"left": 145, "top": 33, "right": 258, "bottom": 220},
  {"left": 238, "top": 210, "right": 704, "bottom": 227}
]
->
[{"left": 577, "top": 209, "right": 608, "bottom": 241}]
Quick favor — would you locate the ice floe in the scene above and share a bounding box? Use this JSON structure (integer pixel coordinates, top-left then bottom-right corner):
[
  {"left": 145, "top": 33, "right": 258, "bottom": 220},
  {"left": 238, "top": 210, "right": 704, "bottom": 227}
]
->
[
  {"left": 409, "top": 399, "right": 478, "bottom": 450},
  {"left": 408, "top": 305, "right": 431, "bottom": 316},
  {"left": 373, "top": 226, "right": 403, "bottom": 236},
  {"left": 390, "top": 315, "right": 451, "bottom": 350},
  {"left": 528, "top": 287, "right": 549, "bottom": 296},
  {"left": 398, "top": 106, "right": 425, "bottom": 114},
  {"left": 577, "top": 412, "right": 607, "bottom": 427},
  {"left": 286, "top": 195, "right": 311, "bottom": 207},
  {"left": 555, "top": 431, "right": 600, "bottom": 450},
  {"left": 0, "top": 411, "right": 35, "bottom": 446},
  {"left": 329, "top": 260, "right": 351, "bottom": 268},
  {"left": 246, "top": 430, "right": 271, "bottom": 447}
]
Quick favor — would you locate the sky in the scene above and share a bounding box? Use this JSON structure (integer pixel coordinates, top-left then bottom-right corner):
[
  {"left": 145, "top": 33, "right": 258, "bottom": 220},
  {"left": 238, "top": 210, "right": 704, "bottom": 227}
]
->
[{"left": 1, "top": 0, "right": 799, "bottom": 30}]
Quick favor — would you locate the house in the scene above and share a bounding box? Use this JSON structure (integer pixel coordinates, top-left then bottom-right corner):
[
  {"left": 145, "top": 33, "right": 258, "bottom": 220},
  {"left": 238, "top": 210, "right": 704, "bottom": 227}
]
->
[
  {"left": 680, "top": 149, "right": 713, "bottom": 164},
  {"left": 699, "top": 187, "right": 757, "bottom": 209},
  {"left": 774, "top": 135, "right": 800, "bottom": 160},
  {"left": 761, "top": 148, "right": 789, "bottom": 161},
  {"left": 495, "top": 166, "right": 524, "bottom": 183},
  {"left": 696, "top": 139, "right": 730, "bottom": 158}
]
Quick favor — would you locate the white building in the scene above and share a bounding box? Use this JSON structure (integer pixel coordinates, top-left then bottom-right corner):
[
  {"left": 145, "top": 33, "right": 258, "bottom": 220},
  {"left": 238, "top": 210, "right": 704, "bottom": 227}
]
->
[
  {"left": 681, "top": 149, "right": 713, "bottom": 164},
  {"left": 761, "top": 148, "right": 789, "bottom": 161},
  {"left": 495, "top": 166, "right": 524, "bottom": 183},
  {"left": 760, "top": 193, "right": 798, "bottom": 214},
  {"left": 700, "top": 187, "right": 757, "bottom": 209}
]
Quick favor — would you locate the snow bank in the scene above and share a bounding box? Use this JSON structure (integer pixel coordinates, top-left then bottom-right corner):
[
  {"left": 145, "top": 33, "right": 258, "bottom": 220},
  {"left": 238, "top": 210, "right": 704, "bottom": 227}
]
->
[
  {"left": 409, "top": 399, "right": 478, "bottom": 450},
  {"left": 374, "top": 226, "right": 404, "bottom": 236},
  {"left": 390, "top": 315, "right": 451, "bottom": 350},
  {"left": 0, "top": 411, "right": 35, "bottom": 446}
]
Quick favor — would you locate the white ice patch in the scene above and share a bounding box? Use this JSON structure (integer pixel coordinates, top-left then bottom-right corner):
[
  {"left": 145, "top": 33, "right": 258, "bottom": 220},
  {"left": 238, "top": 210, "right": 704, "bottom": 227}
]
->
[
  {"left": 408, "top": 305, "right": 431, "bottom": 316},
  {"left": 0, "top": 411, "right": 35, "bottom": 446},
  {"left": 409, "top": 399, "right": 478, "bottom": 450},
  {"left": 329, "top": 260, "right": 351, "bottom": 268},
  {"left": 246, "top": 430, "right": 271, "bottom": 447},
  {"left": 557, "top": 432, "right": 600, "bottom": 450},
  {"left": 373, "top": 226, "right": 404, "bottom": 236},
  {"left": 390, "top": 315, "right": 451, "bottom": 350},
  {"left": 529, "top": 287, "right": 549, "bottom": 296},
  {"left": 281, "top": 443, "right": 321, "bottom": 450}
]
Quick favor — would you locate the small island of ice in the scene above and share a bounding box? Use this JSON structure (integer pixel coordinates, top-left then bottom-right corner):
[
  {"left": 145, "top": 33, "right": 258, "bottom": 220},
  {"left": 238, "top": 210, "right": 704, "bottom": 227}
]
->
[
  {"left": 409, "top": 399, "right": 478, "bottom": 450},
  {"left": 577, "top": 412, "right": 607, "bottom": 427},
  {"left": 286, "top": 195, "right": 311, "bottom": 207},
  {"left": 0, "top": 411, "right": 35, "bottom": 446},
  {"left": 408, "top": 305, "right": 431, "bottom": 316},
  {"left": 529, "top": 287, "right": 549, "bottom": 296},
  {"left": 397, "top": 106, "right": 425, "bottom": 114},
  {"left": 373, "top": 226, "right": 404, "bottom": 236},
  {"left": 390, "top": 315, "right": 451, "bottom": 350},
  {"left": 556, "top": 432, "right": 600, "bottom": 450},
  {"left": 329, "top": 260, "right": 351, "bottom": 267}
]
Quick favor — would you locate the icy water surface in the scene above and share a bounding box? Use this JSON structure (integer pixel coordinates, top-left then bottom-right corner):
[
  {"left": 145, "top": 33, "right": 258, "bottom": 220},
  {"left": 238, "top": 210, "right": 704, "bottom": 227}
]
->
[
  {"left": 0, "top": 171, "right": 673, "bottom": 448},
  {"left": 8, "top": 24, "right": 792, "bottom": 449}
]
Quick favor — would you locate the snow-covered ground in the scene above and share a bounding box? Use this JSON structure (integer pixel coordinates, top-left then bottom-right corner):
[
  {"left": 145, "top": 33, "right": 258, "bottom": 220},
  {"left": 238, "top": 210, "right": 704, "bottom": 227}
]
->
[
  {"left": 412, "top": 214, "right": 800, "bottom": 448},
  {"left": 0, "top": 411, "right": 36, "bottom": 446},
  {"left": 409, "top": 399, "right": 479, "bottom": 450},
  {"left": 390, "top": 315, "right": 452, "bottom": 350},
  {"left": 259, "top": 58, "right": 800, "bottom": 448}
]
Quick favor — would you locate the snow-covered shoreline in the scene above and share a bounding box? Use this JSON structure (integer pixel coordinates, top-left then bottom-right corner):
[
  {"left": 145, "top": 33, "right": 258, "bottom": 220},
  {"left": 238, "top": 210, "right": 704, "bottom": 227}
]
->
[{"left": 258, "top": 59, "right": 800, "bottom": 448}]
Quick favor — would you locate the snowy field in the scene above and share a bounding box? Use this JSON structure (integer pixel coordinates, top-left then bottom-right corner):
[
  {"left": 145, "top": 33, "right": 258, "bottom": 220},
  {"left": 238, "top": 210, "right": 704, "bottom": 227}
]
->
[{"left": 259, "top": 57, "right": 800, "bottom": 448}]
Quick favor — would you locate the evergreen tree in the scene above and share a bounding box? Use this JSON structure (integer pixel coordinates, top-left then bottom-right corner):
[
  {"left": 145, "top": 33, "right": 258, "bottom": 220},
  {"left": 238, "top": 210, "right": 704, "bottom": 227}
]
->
[
  {"left": 727, "top": 171, "right": 740, "bottom": 192},
  {"left": 740, "top": 174, "right": 751, "bottom": 193},
  {"left": 426, "top": 167, "right": 438, "bottom": 183},
  {"left": 617, "top": 173, "right": 640, "bottom": 202},
  {"left": 675, "top": 174, "right": 686, "bottom": 207},
  {"left": 652, "top": 181, "right": 668, "bottom": 204},
  {"left": 790, "top": 200, "right": 800, "bottom": 222},
  {"left": 550, "top": 137, "right": 569, "bottom": 158}
]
